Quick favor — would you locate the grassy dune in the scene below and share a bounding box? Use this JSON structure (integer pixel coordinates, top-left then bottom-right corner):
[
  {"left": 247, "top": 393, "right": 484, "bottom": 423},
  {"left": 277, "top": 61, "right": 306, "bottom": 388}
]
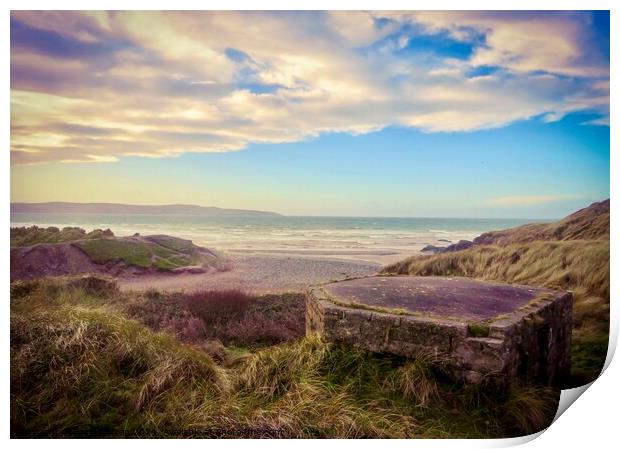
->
[
  {"left": 11, "top": 226, "right": 223, "bottom": 274},
  {"left": 472, "top": 199, "right": 610, "bottom": 245},
  {"left": 383, "top": 240, "right": 609, "bottom": 384},
  {"left": 10, "top": 279, "right": 559, "bottom": 438}
]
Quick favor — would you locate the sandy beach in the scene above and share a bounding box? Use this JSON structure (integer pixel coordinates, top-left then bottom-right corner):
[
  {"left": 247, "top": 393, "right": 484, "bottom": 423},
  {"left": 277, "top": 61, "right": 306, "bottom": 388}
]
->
[
  {"left": 226, "top": 248, "right": 409, "bottom": 266},
  {"left": 119, "top": 253, "right": 383, "bottom": 294}
]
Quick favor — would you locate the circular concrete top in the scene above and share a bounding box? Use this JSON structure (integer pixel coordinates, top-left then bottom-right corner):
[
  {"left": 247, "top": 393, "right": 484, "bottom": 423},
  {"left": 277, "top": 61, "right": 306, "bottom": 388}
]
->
[{"left": 322, "top": 276, "right": 557, "bottom": 321}]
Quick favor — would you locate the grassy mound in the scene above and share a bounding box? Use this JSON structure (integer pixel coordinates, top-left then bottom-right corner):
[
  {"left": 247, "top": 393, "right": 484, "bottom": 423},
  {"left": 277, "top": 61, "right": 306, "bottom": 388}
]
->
[
  {"left": 74, "top": 237, "right": 205, "bottom": 270},
  {"left": 383, "top": 240, "right": 609, "bottom": 384},
  {"left": 11, "top": 226, "right": 223, "bottom": 273},
  {"left": 10, "top": 279, "right": 560, "bottom": 438}
]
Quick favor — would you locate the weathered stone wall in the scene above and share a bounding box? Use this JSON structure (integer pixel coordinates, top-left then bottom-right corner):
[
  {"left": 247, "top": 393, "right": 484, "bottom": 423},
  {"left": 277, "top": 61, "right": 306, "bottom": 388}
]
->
[
  {"left": 492, "top": 292, "right": 573, "bottom": 388},
  {"left": 306, "top": 283, "right": 572, "bottom": 389}
]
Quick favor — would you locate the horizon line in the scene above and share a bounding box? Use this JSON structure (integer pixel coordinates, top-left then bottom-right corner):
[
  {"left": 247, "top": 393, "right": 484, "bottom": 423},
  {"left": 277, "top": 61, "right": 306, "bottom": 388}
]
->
[
  {"left": 10, "top": 198, "right": 605, "bottom": 222},
  {"left": 10, "top": 211, "right": 559, "bottom": 222}
]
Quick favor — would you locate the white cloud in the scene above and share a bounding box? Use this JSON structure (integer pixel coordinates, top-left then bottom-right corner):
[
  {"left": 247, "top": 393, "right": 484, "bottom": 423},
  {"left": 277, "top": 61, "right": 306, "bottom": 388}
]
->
[
  {"left": 10, "top": 11, "right": 609, "bottom": 165},
  {"left": 390, "top": 11, "right": 608, "bottom": 77}
]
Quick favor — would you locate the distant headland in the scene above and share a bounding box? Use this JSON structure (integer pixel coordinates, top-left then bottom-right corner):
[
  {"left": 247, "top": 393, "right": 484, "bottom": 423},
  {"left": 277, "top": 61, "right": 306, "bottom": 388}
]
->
[{"left": 10, "top": 202, "right": 282, "bottom": 217}]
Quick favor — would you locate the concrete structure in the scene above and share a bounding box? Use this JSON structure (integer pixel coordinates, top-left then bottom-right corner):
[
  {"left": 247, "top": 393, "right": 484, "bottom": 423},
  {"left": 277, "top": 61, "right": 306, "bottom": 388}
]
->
[{"left": 306, "top": 276, "right": 572, "bottom": 388}]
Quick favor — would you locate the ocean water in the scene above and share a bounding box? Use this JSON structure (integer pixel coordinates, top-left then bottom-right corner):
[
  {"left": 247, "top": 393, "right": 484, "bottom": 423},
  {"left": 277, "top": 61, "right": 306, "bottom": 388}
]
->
[{"left": 11, "top": 213, "right": 541, "bottom": 259}]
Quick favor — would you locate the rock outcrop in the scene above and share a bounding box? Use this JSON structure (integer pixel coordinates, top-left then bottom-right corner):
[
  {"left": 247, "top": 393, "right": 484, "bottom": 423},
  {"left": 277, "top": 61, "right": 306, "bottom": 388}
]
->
[{"left": 421, "top": 240, "right": 474, "bottom": 254}]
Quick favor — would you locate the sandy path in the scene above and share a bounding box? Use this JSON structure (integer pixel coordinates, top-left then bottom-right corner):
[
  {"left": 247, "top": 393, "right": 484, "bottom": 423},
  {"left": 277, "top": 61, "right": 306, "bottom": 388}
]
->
[{"left": 119, "top": 253, "right": 381, "bottom": 294}]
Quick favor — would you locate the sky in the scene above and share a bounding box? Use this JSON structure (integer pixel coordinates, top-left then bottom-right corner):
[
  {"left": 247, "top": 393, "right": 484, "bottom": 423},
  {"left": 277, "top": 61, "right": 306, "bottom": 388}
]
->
[{"left": 10, "top": 11, "right": 610, "bottom": 218}]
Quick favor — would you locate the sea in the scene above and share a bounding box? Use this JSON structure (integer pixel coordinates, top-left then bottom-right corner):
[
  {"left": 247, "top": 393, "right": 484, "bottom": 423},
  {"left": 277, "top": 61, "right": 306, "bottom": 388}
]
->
[{"left": 10, "top": 213, "right": 541, "bottom": 263}]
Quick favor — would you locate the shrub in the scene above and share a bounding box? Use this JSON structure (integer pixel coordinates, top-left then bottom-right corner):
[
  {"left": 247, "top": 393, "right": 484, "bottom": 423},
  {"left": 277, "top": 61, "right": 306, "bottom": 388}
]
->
[
  {"left": 184, "top": 289, "right": 251, "bottom": 324},
  {"left": 200, "top": 293, "right": 306, "bottom": 348},
  {"left": 124, "top": 295, "right": 204, "bottom": 343},
  {"left": 66, "top": 275, "right": 118, "bottom": 296},
  {"left": 160, "top": 313, "right": 207, "bottom": 342},
  {"left": 122, "top": 290, "right": 305, "bottom": 348}
]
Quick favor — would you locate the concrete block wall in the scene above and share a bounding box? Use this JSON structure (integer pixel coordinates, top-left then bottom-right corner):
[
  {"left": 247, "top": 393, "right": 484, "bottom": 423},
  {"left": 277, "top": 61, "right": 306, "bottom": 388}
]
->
[{"left": 306, "top": 282, "right": 572, "bottom": 389}]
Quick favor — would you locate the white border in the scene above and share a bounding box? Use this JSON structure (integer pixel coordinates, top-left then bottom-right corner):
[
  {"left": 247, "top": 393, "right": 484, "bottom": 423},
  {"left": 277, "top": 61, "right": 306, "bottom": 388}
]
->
[{"left": 3, "top": 1, "right": 617, "bottom": 446}]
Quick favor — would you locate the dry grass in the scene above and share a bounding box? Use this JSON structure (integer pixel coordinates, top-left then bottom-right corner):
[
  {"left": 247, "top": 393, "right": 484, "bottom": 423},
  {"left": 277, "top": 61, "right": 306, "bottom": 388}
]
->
[
  {"left": 384, "top": 241, "right": 608, "bottom": 297},
  {"left": 11, "top": 304, "right": 229, "bottom": 437},
  {"left": 383, "top": 354, "right": 440, "bottom": 407},
  {"left": 473, "top": 199, "right": 609, "bottom": 245},
  {"left": 501, "top": 386, "right": 560, "bottom": 436},
  {"left": 236, "top": 338, "right": 449, "bottom": 437},
  {"left": 10, "top": 279, "right": 561, "bottom": 438}
]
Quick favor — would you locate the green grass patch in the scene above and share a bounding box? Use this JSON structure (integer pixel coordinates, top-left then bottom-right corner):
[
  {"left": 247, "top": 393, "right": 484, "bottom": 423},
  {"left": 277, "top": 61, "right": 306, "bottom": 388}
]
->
[
  {"left": 145, "top": 235, "right": 195, "bottom": 253},
  {"left": 467, "top": 323, "right": 490, "bottom": 338},
  {"left": 75, "top": 239, "right": 154, "bottom": 267},
  {"left": 74, "top": 238, "right": 203, "bottom": 270}
]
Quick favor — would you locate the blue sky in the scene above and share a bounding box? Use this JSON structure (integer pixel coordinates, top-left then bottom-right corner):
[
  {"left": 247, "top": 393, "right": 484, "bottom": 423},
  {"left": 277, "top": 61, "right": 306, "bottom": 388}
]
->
[{"left": 10, "top": 11, "right": 610, "bottom": 218}]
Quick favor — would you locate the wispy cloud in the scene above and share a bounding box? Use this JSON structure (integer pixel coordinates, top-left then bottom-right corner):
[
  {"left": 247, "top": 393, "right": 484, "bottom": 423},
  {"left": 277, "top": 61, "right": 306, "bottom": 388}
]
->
[
  {"left": 485, "top": 195, "right": 581, "bottom": 207},
  {"left": 10, "top": 11, "right": 609, "bottom": 165}
]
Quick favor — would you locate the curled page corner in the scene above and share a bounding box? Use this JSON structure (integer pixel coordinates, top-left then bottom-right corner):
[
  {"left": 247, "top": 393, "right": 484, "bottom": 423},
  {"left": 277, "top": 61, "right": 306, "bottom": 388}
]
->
[
  {"left": 551, "top": 263, "right": 618, "bottom": 426},
  {"left": 554, "top": 382, "right": 594, "bottom": 422},
  {"left": 495, "top": 380, "right": 599, "bottom": 447},
  {"left": 549, "top": 319, "right": 616, "bottom": 426},
  {"left": 551, "top": 330, "right": 614, "bottom": 424}
]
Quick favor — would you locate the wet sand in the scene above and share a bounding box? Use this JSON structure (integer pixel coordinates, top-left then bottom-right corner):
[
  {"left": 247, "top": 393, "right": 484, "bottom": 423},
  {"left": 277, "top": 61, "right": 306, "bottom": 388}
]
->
[{"left": 119, "top": 253, "right": 383, "bottom": 295}]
